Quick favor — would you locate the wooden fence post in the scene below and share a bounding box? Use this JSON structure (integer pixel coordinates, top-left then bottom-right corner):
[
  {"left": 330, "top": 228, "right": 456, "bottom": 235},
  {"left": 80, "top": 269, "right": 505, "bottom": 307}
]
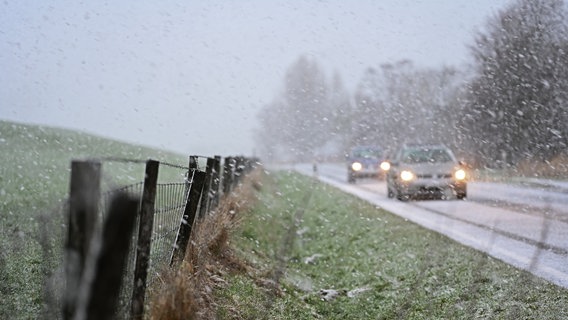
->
[
  {"left": 75, "top": 192, "right": 139, "bottom": 320},
  {"left": 189, "top": 155, "right": 198, "bottom": 171},
  {"left": 210, "top": 155, "right": 222, "bottom": 210},
  {"left": 222, "top": 157, "right": 234, "bottom": 195},
  {"left": 186, "top": 155, "right": 198, "bottom": 201},
  {"left": 64, "top": 160, "right": 101, "bottom": 320},
  {"left": 198, "top": 157, "right": 216, "bottom": 218},
  {"left": 130, "top": 159, "right": 159, "bottom": 320},
  {"left": 170, "top": 170, "right": 206, "bottom": 266},
  {"left": 234, "top": 156, "right": 243, "bottom": 186}
]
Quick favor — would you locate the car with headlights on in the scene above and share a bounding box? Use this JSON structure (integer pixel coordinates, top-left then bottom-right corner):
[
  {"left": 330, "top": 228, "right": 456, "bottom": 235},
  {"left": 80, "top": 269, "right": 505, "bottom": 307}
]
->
[
  {"left": 346, "top": 145, "right": 385, "bottom": 183},
  {"left": 386, "top": 144, "right": 467, "bottom": 200}
]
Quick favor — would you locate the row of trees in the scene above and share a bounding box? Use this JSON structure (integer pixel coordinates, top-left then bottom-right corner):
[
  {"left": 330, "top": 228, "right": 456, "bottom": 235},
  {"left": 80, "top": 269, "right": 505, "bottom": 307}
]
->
[{"left": 256, "top": 0, "right": 568, "bottom": 168}]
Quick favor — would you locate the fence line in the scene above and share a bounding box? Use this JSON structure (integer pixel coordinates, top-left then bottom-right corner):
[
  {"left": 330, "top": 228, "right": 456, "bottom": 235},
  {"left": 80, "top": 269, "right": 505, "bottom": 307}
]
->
[{"left": 63, "top": 155, "right": 259, "bottom": 320}]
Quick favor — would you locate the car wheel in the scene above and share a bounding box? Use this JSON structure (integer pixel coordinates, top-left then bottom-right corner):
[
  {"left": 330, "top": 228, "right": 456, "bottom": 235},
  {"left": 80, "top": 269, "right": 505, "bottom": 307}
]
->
[
  {"left": 456, "top": 192, "right": 466, "bottom": 200},
  {"left": 442, "top": 188, "right": 453, "bottom": 200},
  {"left": 397, "top": 192, "right": 410, "bottom": 202}
]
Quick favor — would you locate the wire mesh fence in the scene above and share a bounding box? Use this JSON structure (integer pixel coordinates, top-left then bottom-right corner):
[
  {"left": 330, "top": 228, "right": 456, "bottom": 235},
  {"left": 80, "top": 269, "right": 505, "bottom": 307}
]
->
[
  {"left": 63, "top": 155, "right": 258, "bottom": 319},
  {"left": 94, "top": 159, "right": 192, "bottom": 317},
  {"left": 149, "top": 179, "right": 190, "bottom": 283}
]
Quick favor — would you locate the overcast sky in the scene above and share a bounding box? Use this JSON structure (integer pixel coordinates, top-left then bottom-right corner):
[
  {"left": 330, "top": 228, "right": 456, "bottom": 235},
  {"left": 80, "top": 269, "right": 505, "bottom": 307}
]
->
[{"left": 0, "top": 0, "right": 513, "bottom": 156}]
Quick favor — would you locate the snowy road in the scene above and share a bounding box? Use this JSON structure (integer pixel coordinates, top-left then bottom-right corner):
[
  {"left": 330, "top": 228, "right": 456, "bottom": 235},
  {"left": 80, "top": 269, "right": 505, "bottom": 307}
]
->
[{"left": 290, "top": 162, "right": 568, "bottom": 289}]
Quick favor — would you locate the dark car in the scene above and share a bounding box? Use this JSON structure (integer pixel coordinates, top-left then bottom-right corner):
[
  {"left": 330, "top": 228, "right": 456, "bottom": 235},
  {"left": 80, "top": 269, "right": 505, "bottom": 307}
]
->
[
  {"left": 386, "top": 144, "right": 467, "bottom": 200},
  {"left": 346, "top": 146, "right": 385, "bottom": 183}
]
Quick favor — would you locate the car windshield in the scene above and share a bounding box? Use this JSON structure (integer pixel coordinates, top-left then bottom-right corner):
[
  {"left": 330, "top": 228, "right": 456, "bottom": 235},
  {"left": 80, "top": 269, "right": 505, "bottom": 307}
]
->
[
  {"left": 352, "top": 148, "right": 382, "bottom": 159},
  {"left": 402, "top": 148, "right": 452, "bottom": 164}
]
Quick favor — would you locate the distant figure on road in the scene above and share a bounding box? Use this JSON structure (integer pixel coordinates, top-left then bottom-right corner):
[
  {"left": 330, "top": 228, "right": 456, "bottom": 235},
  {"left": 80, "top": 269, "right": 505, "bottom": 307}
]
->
[{"left": 313, "top": 160, "right": 318, "bottom": 176}]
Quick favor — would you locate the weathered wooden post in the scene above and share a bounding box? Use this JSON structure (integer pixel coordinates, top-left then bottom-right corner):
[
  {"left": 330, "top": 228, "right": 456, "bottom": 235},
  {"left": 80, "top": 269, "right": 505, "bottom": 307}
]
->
[
  {"left": 189, "top": 155, "right": 198, "bottom": 171},
  {"left": 74, "top": 192, "right": 139, "bottom": 320},
  {"left": 170, "top": 170, "right": 206, "bottom": 266},
  {"left": 210, "top": 155, "right": 222, "bottom": 210},
  {"left": 233, "top": 156, "right": 243, "bottom": 186},
  {"left": 130, "top": 159, "right": 159, "bottom": 320},
  {"left": 183, "top": 155, "right": 199, "bottom": 206},
  {"left": 222, "top": 157, "right": 234, "bottom": 195},
  {"left": 198, "top": 157, "right": 216, "bottom": 218},
  {"left": 64, "top": 160, "right": 101, "bottom": 320}
]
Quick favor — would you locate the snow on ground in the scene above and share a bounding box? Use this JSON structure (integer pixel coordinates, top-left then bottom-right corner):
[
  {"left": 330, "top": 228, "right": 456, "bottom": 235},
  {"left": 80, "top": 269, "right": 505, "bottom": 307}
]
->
[{"left": 275, "top": 162, "right": 568, "bottom": 289}]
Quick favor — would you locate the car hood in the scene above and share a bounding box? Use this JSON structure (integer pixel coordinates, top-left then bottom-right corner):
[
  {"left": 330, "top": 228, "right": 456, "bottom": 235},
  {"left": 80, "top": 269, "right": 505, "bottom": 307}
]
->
[
  {"left": 350, "top": 157, "right": 381, "bottom": 165},
  {"left": 400, "top": 162, "right": 458, "bottom": 174}
]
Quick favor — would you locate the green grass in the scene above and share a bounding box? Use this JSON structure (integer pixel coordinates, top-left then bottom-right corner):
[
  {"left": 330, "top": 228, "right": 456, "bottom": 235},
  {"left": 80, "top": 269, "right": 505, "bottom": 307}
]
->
[
  {"left": 3, "top": 120, "right": 568, "bottom": 319},
  {"left": 217, "top": 170, "right": 568, "bottom": 319},
  {"left": 0, "top": 120, "right": 187, "bottom": 319}
]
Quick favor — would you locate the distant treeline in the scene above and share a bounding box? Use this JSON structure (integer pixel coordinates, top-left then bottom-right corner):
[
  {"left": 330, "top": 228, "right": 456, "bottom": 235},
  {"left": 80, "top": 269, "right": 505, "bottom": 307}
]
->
[{"left": 256, "top": 0, "right": 568, "bottom": 168}]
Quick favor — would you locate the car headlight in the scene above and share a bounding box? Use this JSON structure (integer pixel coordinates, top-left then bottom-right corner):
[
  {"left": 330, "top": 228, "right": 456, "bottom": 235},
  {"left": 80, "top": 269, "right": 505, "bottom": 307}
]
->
[
  {"left": 454, "top": 169, "right": 466, "bottom": 181},
  {"left": 400, "top": 170, "right": 415, "bottom": 181},
  {"left": 351, "top": 162, "right": 363, "bottom": 171},
  {"left": 380, "top": 161, "right": 391, "bottom": 171}
]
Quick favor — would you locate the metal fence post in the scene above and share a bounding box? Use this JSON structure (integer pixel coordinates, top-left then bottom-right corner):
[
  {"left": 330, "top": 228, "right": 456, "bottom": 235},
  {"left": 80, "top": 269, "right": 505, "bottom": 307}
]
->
[
  {"left": 130, "top": 159, "right": 159, "bottom": 320},
  {"left": 64, "top": 160, "right": 101, "bottom": 320}
]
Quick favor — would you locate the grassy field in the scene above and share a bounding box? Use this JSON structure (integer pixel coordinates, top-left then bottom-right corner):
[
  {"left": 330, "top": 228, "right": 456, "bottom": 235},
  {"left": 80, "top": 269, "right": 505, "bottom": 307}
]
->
[
  {"left": 215, "top": 170, "right": 568, "bottom": 319},
  {"left": 0, "top": 120, "right": 187, "bottom": 319},
  {"left": 3, "top": 119, "right": 568, "bottom": 319}
]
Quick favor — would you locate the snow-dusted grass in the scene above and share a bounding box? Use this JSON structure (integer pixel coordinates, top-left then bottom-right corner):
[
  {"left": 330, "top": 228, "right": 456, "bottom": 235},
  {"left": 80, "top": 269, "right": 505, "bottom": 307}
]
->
[
  {"left": 219, "top": 170, "right": 568, "bottom": 319},
  {"left": 0, "top": 120, "right": 186, "bottom": 319},
  {"left": 472, "top": 154, "right": 568, "bottom": 184}
]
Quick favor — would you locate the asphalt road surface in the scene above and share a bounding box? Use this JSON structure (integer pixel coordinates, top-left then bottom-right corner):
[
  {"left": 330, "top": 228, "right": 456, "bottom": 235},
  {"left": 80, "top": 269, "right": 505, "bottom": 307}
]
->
[{"left": 289, "top": 162, "right": 568, "bottom": 289}]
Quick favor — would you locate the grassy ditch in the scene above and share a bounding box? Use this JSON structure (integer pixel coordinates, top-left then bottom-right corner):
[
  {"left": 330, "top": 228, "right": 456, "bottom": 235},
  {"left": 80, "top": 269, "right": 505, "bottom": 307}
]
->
[{"left": 215, "top": 170, "right": 568, "bottom": 319}]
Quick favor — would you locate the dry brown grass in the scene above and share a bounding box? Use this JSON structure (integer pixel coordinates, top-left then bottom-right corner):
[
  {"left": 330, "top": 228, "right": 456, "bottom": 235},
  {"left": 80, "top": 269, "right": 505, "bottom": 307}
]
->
[
  {"left": 146, "top": 168, "right": 264, "bottom": 320},
  {"left": 516, "top": 153, "right": 568, "bottom": 179}
]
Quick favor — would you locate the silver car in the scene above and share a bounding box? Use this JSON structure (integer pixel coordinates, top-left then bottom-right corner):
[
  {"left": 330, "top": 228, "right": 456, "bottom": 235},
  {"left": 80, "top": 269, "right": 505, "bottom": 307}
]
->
[{"left": 385, "top": 144, "right": 467, "bottom": 200}]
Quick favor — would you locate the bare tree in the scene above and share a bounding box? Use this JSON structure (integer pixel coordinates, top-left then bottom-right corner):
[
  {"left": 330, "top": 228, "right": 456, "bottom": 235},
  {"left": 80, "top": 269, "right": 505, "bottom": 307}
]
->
[
  {"left": 351, "top": 61, "right": 464, "bottom": 154},
  {"left": 255, "top": 99, "right": 288, "bottom": 162},
  {"left": 327, "top": 71, "right": 352, "bottom": 156},
  {"left": 351, "top": 67, "right": 386, "bottom": 148},
  {"left": 256, "top": 55, "right": 335, "bottom": 161},
  {"left": 460, "top": 0, "right": 568, "bottom": 167}
]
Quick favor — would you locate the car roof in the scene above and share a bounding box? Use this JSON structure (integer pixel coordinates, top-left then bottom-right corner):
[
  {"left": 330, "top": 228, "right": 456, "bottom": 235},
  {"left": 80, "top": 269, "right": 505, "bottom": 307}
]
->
[
  {"left": 351, "top": 145, "right": 381, "bottom": 150},
  {"left": 400, "top": 143, "right": 449, "bottom": 150}
]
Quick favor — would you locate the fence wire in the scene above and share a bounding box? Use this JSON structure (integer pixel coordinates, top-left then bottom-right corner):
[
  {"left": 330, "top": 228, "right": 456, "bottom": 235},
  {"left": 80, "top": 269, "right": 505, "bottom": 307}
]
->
[
  {"left": 64, "top": 156, "right": 256, "bottom": 319},
  {"left": 149, "top": 181, "right": 188, "bottom": 283},
  {"left": 93, "top": 158, "right": 191, "bottom": 317}
]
